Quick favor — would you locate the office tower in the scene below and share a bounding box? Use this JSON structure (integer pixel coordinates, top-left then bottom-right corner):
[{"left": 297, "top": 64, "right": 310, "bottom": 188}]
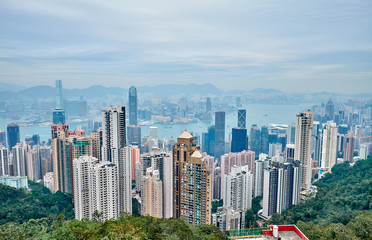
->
[
  {"left": 141, "top": 167, "right": 163, "bottom": 218},
  {"left": 313, "top": 136, "right": 322, "bottom": 165},
  {"left": 238, "top": 110, "right": 246, "bottom": 129},
  {"left": 344, "top": 132, "right": 354, "bottom": 162},
  {"left": 127, "top": 125, "right": 141, "bottom": 146},
  {"left": 0, "top": 145, "right": 9, "bottom": 176},
  {"left": 223, "top": 165, "right": 252, "bottom": 212},
  {"left": 220, "top": 150, "right": 255, "bottom": 199},
  {"left": 215, "top": 111, "right": 225, "bottom": 160},
  {"left": 203, "top": 126, "right": 215, "bottom": 156},
  {"left": 0, "top": 130, "right": 6, "bottom": 145},
  {"left": 79, "top": 97, "right": 88, "bottom": 118},
  {"left": 73, "top": 156, "right": 118, "bottom": 220},
  {"left": 236, "top": 97, "right": 241, "bottom": 107},
  {"left": 321, "top": 121, "right": 338, "bottom": 169},
  {"left": 206, "top": 97, "right": 211, "bottom": 113},
  {"left": 287, "top": 125, "right": 296, "bottom": 144},
  {"left": 7, "top": 122, "right": 20, "bottom": 150},
  {"left": 269, "top": 143, "right": 282, "bottom": 157},
  {"left": 285, "top": 144, "right": 295, "bottom": 163},
  {"left": 260, "top": 126, "right": 269, "bottom": 154},
  {"left": 12, "top": 143, "right": 26, "bottom": 177},
  {"left": 148, "top": 126, "right": 158, "bottom": 139},
  {"left": 294, "top": 111, "right": 313, "bottom": 190},
  {"left": 277, "top": 134, "right": 287, "bottom": 152},
  {"left": 55, "top": 80, "right": 63, "bottom": 108},
  {"left": 338, "top": 124, "right": 348, "bottom": 135},
  {"left": 25, "top": 145, "right": 41, "bottom": 181},
  {"left": 173, "top": 130, "right": 212, "bottom": 225},
  {"left": 129, "top": 86, "right": 138, "bottom": 126},
  {"left": 43, "top": 172, "right": 54, "bottom": 192},
  {"left": 250, "top": 124, "right": 261, "bottom": 156},
  {"left": 268, "top": 133, "right": 278, "bottom": 144},
  {"left": 214, "top": 166, "right": 221, "bottom": 199},
  {"left": 90, "top": 128, "right": 102, "bottom": 161},
  {"left": 53, "top": 108, "right": 65, "bottom": 124},
  {"left": 231, "top": 128, "right": 248, "bottom": 153},
  {"left": 212, "top": 206, "right": 245, "bottom": 232},
  {"left": 325, "top": 99, "right": 334, "bottom": 121}
]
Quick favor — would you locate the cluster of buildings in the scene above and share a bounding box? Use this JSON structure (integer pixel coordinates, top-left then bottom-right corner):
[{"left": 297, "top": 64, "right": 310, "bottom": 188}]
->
[{"left": 0, "top": 81, "right": 371, "bottom": 233}]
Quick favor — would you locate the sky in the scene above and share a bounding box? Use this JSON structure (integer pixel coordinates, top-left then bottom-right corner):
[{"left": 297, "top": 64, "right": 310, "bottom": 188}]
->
[{"left": 0, "top": 0, "right": 371, "bottom": 93}]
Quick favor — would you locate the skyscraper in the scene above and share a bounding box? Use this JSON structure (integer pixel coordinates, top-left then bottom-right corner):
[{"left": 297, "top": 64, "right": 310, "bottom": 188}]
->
[
  {"left": 0, "top": 145, "right": 9, "bottom": 176},
  {"left": 250, "top": 124, "right": 261, "bottom": 156},
  {"left": 127, "top": 125, "right": 141, "bottom": 146},
  {"left": 260, "top": 126, "right": 269, "bottom": 154},
  {"left": 231, "top": 128, "right": 248, "bottom": 153},
  {"left": 53, "top": 108, "right": 65, "bottom": 124},
  {"left": 12, "top": 143, "right": 26, "bottom": 177},
  {"left": 206, "top": 97, "right": 211, "bottom": 113},
  {"left": 325, "top": 99, "right": 334, "bottom": 121},
  {"left": 7, "top": 122, "right": 20, "bottom": 150},
  {"left": 215, "top": 111, "right": 225, "bottom": 160},
  {"left": 73, "top": 156, "right": 118, "bottom": 220},
  {"left": 102, "top": 106, "right": 131, "bottom": 214},
  {"left": 173, "top": 130, "right": 211, "bottom": 225},
  {"left": 141, "top": 167, "right": 163, "bottom": 218},
  {"left": 129, "top": 86, "right": 138, "bottom": 126},
  {"left": 294, "top": 111, "right": 313, "bottom": 190},
  {"left": 344, "top": 132, "right": 354, "bottom": 162},
  {"left": 238, "top": 109, "right": 246, "bottom": 129},
  {"left": 223, "top": 165, "right": 252, "bottom": 212},
  {"left": 55, "top": 80, "right": 63, "bottom": 109},
  {"left": 321, "top": 121, "right": 338, "bottom": 169}
]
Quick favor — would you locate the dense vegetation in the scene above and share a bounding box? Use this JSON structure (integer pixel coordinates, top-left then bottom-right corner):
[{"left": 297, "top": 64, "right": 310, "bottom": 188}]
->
[
  {"left": 266, "top": 157, "right": 372, "bottom": 239},
  {"left": 0, "top": 214, "right": 226, "bottom": 239},
  {"left": 0, "top": 181, "right": 74, "bottom": 224}
]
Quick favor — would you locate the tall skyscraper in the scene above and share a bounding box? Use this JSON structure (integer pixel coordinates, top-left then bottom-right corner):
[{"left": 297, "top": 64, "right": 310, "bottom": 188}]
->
[
  {"left": 287, "top": 125, "right": 296, "bottom": 144},
  {"left": 238, "top": 109, "right": 246, "bottom": 129},
  {"left": 223, "top": 165, "right": 252, "bottom": 212},
  {"left": 231, "top": 128, "right": 248, "bottom": 153},
  {"left": 141, "top": 167, "right": 163, "bottom": 218},
  {"left": 344, "top": 132, "right": 354, "bottom": 162},
  {"left": 102, "top": 106, "right": 131, "bottom": 214},
  {"left": 215, "top": 111, "right": 225, "bottom": 160},
  {"left": 321, "top": 121, "right": 338, "bottom": 169},
  {"left": 250, "top": 124, "right": 261, "bottom": 156},
  {"left": 325, "top": 99, "right": 334, "bottom": 121},
  {"left": 53, "top": 108, "right": 65, "bottom": 124},
  {"left": 129, "top": 86, "right": 138, "bottom": 126},
  {"left": 206, "top": 97, "right": 211, "bottom": 113},
  {"left": 127, "top": 125, "right": 141, "bottom": 146},
  {"left": 25, "top": 145, "right": 40, "bottom": 181},
  {"left": 55, "top": 80, "right": 63, "bottom": 109},
  {"left": 73, "top": 156, "right": 118, "bottom": 221},
  {"left": 0, "top": 145, "right": 9, "bottom": 176},
  {"left": 12, "top": 143, "right": 26, "bottom": 177},
  {"left": 7, "top": 122, "right": 20, "bottom": 150},
  {"left": 89, "top": 128, "right": 102, "bottom": 161},
  {"left": 294, "top": 111, "right": 313, "bottom": 190},
  {"left": 173, "top": 130, "right": 211, "bottom": 225},
  {"left": 260, "top": 126, "right": 269, "bottom": 154}
]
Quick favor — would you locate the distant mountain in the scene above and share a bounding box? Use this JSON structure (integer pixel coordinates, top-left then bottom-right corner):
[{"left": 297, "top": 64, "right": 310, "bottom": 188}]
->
[
  {"left": 138, "top": 83, "right": 223, "bottom": 96},
  {"left": 0, "top": 82, "right": 26, "bottom": 92},
  {"left": 249, "top": 88, "right": 285, "bottom": 94},
  {"left": 64, "top": 85, "right": 126, "bottom": 98}
]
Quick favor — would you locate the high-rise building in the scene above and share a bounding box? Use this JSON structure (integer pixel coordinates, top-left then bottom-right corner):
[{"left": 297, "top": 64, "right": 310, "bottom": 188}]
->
[
  {"left": 73, "top": 156, "right": 118, "bottom": 220},
  {"left": 129, "top": 86, "right": 138, "bottom": 126},
  {"left": 250, "top": 124, "right": 261, "bottom": 156},
  {"left": 25, "top": 145, "right": 41, "bottom": 181},
  {"left": 344, "top": 132, "right": 354, "bottom": 162},
  {"left": 141, "top": 167, "right": 163, "bottom": 218},
  {"left": 43, "top": 172, "right": 54, "bottom": 192},
  {"left": 238, "top": 110, "right": 246, "bottom": 129},
  {"left": 0, "top": 145, "right": 9, "bottom": 176},
  {"left": 127, "top": 125, "right": 141, "bottom": 146},
  {"left": 173, "top": 130, "right": 212, "bottom": 225},
  {"left": 287, "top": 125, "right": 296, "bottom": 144},
  {"left": 53, "top": 108, "right": 65, "bottom": 124},
  {"left": 89, "top": 128, "right": 102, "bottom": 161},
  {"left": 285, "top": 144, "right": 295, "bottom": 163},
  {"left": 11, "top": 143, "right": 26, "bottom": 177},
  {"left": 269, "top": 143, "right": 282, "bottom": 157},
  {"left": 231, "top": 128, "right": 248, "bottom": 153},
  {"left": 206, "top": 97, "right": 211, "bottom": 113},
  {"left": 215, "top": 111, "right": 225, "bottom": 160},
  {"left": 38, "top": 145, "right": 52, "bottom": 178},
  {"left": 212, "top": 206, "right": 245, "bottom": 232},
  {"left": 148, "top": 126, "right": 158, "bottom": 139},
  {"left": 203, "top": 126, "right": 215, "bottom": 156},
  {"left": 223, "top": 165, "right": 252, "bottom": 212},
  {"left": 294, "top": 111, "right": 313, "bottom": 190},
  {"left": 7, "top": 122, "right": 20, "bottom": 150},
  {"left": 260, "top": 126, "right": 269, "bottom": 154},
  {"left": 325, "top": 99, "right": 334, "bottom": 121},
  {"left": 55, "top": 80, "right": 63, "bottom": 109},
  {"left": 220, "top": 150, "right": 255, "bottom": 199},
  {"left": 0, "top": 130, "right": 6, "bottom": 145},
  {"left": 321, "top": 121, "right": 338, "bottom": 169}
]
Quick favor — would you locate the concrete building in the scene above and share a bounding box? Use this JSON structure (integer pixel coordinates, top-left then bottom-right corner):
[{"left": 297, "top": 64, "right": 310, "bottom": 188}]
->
[
  {"left": 212, "top": 206, "right": 245, "bottom": 232},
  {"left": 89, "top": 128, "right": 102, "bottom": 161},
  {"left": 0, "top": 175, "right": 28, "bottom": 189},
  {"left": 141, "top": 167, "right": 163, "bottom": 218},
  {"left": 321, "top": 121, "right": 338, "bottom": 169},
  {"left": 344, "top": 132, "right": 354, "bottom": 162},
  {"left": 294, "top": 111, "right": 313, "bottom": 190},
  {"left": 12, "top": 143, "right": 26, "bottom": 177},
  {"left": 43, "top": 172, "right": 54, "bottom": 192},
  {"left": 0, "top": 145, "right": 9, "bottom": 176},
  {"left": 223, "top": 165, "right": 252, "bottom": 212}
]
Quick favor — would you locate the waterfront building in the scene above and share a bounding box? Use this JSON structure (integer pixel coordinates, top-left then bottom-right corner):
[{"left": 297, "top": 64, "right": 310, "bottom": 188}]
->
[
  {"left": 7, "top": 122, "right": 20, "bottom": 150},
  {"left": 238, "top": 109, "right": 246, "bottom": 129},
  {"left": 127, "top": 125, "right": 141, "bottom": 146},
  {"left": 250, "top": 124, "right": 260, "bottom": 156},
  {"left": 215, "top": 111, "right": 226, "bottom": 160},
  {"left": 129, "top": 86, "right": 138, "bottom": 126},
  {"left": 231, "top": 128, "right": 248, "bottom": 153}
]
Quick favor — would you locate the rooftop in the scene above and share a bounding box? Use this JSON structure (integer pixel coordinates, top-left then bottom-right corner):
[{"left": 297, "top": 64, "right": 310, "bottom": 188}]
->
[{"left": 179, "top": 129, "right": 193, "bottom": 139}]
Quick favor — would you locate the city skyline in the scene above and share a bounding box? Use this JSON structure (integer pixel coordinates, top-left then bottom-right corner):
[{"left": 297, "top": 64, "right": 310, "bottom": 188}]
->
[{"left": 0, "top": 1, "right": 371, "bottom": 93}]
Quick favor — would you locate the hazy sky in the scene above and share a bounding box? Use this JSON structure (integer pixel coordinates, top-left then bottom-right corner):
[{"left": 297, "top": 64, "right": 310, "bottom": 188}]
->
[{"left": 0, "top": 0, "right": 371, "bottom": 93}]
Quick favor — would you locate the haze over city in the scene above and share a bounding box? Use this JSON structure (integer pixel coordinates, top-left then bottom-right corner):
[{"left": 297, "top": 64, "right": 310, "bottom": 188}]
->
[{"left": 1, "top": 0, "right": 372, "bottom": 93}]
